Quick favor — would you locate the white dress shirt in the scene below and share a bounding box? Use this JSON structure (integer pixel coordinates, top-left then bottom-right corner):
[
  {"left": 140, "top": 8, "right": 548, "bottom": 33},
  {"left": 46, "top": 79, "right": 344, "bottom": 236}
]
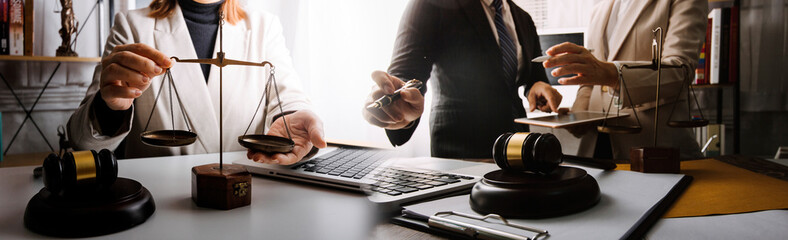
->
[{"left": 480, "top": 0, "right": 523, "bottom": 81}]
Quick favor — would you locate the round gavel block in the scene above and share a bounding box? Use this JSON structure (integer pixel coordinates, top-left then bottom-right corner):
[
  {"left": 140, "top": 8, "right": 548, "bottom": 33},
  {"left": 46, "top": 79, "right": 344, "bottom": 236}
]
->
[
  {"left": 24, "top": 178, "right": 155, "bottom": 238},
  {"left": 470, "top": 167, "right": 601, "bottom": 218}
]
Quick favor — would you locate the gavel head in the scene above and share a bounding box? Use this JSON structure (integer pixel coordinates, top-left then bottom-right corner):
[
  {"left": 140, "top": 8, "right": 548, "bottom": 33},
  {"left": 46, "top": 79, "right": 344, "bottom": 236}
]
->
[
  {"left": 43, "top": 149, "right": 117, "bottom": 196},
  {"left": 492, "top": 132, "right": 563, "bottom": 174}
]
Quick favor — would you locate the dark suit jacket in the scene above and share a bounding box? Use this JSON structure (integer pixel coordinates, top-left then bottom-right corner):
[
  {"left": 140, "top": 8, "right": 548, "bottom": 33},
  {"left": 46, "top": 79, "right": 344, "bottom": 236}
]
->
[{"left": 385, "top": 0, "right": 548, "bottom": 158}]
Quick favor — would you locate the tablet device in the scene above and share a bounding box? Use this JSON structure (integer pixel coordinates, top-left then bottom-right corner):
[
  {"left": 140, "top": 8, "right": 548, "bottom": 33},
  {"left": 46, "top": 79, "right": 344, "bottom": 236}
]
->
[{"left": 515, "top": 111, "right": 629, "bottom": 128}]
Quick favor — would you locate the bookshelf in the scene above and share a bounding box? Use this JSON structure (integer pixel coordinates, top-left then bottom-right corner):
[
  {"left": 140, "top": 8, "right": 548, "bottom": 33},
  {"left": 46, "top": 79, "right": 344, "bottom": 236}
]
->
[
  {"left": 690, "top": 83, "right": 740, "bottom": 154},
  {"left": 0, "top": 55, "right": 100, "bottom": 63},
  {"left": 0, "top": 56, "right": 100, "bottom": 156},
  {"left": 690, "top": 0, "right": 741, "bottom": 154},
  {"left": 690, "top": 83, "right": 735, "bottom": 89}
]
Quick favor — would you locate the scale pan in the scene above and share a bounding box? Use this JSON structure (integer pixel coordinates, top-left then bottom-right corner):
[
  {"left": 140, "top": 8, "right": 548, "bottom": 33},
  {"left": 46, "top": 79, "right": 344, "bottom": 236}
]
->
[
  {"left": 667, "top": 119, "right": 709, "bottom": 128},
  {"left": 597, "top": 125, "right": 642, "bottom": 134},
  {"left": 140, "top": 130, "right": 197, "bottom": 147},
  {"left": 238, "top": 135, "right": 295, "bottom": 153}
]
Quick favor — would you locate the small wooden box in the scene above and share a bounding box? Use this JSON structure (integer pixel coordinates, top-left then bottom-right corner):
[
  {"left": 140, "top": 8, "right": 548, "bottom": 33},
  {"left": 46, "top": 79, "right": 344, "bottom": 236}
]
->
[
  {"left": 630, "top": 147, "right": 680, "bottom": 173},
  {"left": 191, "top": 163, "right": 251, "bottom": 210}
]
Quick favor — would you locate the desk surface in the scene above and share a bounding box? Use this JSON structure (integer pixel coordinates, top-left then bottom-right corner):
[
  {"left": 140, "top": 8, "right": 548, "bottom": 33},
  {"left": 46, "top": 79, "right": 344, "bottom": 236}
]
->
[
  {"left": 0, "top": 152, "right": 380, "bottom": 239},
  {"left": 2, "top": 153, "right": 787, "bottom": 239},
  {"left": 371, "top": 156, "right": 788, "bottom": 239}
]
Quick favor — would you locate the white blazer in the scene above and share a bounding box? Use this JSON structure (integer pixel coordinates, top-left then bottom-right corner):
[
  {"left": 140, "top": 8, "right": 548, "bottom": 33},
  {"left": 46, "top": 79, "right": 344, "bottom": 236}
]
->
[
  {"left": 68, "top": 6, "right": 310, "bottom": 158},
  {"left": 571, "top": 0, "right": 707, "bottom": 159}
]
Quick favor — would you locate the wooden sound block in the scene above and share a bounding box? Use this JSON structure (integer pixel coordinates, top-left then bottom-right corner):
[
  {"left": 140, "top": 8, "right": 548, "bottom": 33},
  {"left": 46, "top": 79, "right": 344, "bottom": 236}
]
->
[
  {"left": 191, "top": 164, "right": 251, "bottom": 210},
  {"left": 470, "top": 167, "right": 600, "bottom": 218},
  {"left": 630, "top": 147, "right": 680, "bottom": 173},
  {"left": 24, "top": 178, "right": 155, "bottom": 238}
]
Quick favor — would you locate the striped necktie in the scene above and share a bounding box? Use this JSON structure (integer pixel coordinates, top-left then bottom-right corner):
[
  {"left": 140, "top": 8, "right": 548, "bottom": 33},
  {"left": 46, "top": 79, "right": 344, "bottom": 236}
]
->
[{"left": 493, "top": 0, "right": 518, "bottom": 82}]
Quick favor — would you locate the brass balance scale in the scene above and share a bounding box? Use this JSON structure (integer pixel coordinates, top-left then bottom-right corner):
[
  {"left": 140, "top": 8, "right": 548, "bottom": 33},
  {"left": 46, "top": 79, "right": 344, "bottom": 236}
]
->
[
  {"left": 138, "top": 12, "right": 294, "bottom": 209},
  {"left": 597, "top": 27, "right": 708, "bottom": 172}
]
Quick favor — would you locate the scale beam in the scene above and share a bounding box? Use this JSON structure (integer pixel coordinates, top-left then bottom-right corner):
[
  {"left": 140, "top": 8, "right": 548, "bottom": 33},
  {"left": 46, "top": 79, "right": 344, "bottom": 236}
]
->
[{"left": 172, "top": 56, "right": 273, "bottom": 68}]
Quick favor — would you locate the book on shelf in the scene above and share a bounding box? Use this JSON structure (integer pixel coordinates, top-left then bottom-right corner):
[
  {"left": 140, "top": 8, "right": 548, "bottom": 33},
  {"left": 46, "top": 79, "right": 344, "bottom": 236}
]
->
[
  {"left": 708, "top": 8, "right": 722, "bottom": 84},
  {"left": 23, "top": 0, "right": 31, "bottom": 56},
  {"left": 0, "top": 112, "right": 3, "bottom": 162},
  {"left": 694, "top": 42, "right": 706, "bottom": 84},
  {"left": 703, "top": 18, "right": 711, "bottom": 85},
  {"left": 727, "top": 6, "right": 738, "bottom": 84},
  {"left": 702, "top": 6, "right": 739, "bottom": 86},
  {"left": 1, "top": 0, "right": 8, "bottom": 55},
  {"left": 9, "top": 0, "right": 22, "bottom": 56}
]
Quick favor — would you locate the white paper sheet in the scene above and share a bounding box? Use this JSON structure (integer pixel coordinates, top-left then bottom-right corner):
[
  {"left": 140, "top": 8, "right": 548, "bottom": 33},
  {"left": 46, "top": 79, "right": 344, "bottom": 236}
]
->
[{"left": 402, "top": 167, "right": 686, "bottom": 239}]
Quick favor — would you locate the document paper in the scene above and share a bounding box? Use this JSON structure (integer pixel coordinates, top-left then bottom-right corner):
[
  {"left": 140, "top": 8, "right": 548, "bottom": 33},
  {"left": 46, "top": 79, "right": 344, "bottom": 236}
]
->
[{"left": 402, "top": 167, "right": 686, "bottom": 239}]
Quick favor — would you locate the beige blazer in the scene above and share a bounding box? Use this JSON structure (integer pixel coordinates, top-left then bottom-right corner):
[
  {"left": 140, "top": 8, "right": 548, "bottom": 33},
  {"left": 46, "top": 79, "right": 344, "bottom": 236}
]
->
[
  {"left": 572, "top": 0, "right": 707, "bottom": 159},
  {"left": 68, "top": 6, "right": 310, "bottom": 158}
]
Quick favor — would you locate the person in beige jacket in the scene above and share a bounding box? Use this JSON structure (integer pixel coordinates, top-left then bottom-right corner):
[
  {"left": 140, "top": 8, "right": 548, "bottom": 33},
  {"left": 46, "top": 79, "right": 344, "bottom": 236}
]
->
[
  {"left": 543, "top": 0, "right": 707, "bottom": 159},
  {"left": 67, "top": 0, "right": 326, "bottom": 164}
]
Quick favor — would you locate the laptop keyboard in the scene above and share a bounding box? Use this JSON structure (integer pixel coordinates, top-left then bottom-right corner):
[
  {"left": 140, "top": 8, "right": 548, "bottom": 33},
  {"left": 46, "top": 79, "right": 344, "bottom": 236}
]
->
[
  {"left": 292, "top": 148, "right": 388, "bottom": 179},
  {"left": 368, "top": 168, "right": 473, "bottom": 196},
  {"left": 291, "top": 148, "right": 473, "bottom": 196}
]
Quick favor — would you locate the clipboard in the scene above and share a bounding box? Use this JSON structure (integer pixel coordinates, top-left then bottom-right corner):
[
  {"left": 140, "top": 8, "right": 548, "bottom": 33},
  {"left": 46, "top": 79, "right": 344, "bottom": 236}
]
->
[
  {"left": 514, "top": 111, "right": 629, "bottom": 129},
  {"left": 391, "top": 168, "right": 693, "bottom": 240}
]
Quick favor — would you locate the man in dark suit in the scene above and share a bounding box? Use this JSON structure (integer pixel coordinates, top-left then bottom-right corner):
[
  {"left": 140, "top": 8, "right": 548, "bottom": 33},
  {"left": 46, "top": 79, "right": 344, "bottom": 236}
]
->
[{"left": 363, "top": 0, "right": 561, "bottom": 158}]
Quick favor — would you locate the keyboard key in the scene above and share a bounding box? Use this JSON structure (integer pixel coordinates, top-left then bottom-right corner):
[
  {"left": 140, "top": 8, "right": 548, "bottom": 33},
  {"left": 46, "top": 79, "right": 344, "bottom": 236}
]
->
[
  {"left": 415, "top": 185, "right": 433, "bottom": 190},
  {"left": 393, "top": 187, "right": 417, "bottom": 193},
  {"left": 425, "top": 181, "right": 447, "bottom": 186},
  {"left": 435, "top": 178, "right": 461, "bottom": 184},
  {"left": 340, "top": 172, "right": 356, "bottom": 178},
  {"left": 386, "top": 191, "right": 402, "bottom": 196},
  {"left": 316, "top": 168, "right": 331, "bottom": 174}
]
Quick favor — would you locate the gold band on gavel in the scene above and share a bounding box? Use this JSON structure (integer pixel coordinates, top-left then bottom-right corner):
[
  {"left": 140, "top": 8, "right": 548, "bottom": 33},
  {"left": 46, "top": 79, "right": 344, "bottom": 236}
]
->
[
  {"left": 72, "top": 151, "right": 97, "bottom": 181},
  {"left": 506, "top": 133, "right": 529, "bottom": 170}
]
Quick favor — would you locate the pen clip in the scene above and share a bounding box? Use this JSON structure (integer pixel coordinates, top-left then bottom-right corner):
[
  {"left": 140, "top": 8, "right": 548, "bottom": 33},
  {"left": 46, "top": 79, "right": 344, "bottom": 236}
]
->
[{"left": 427, "top": 211, "right": 548, "bottom": 240}]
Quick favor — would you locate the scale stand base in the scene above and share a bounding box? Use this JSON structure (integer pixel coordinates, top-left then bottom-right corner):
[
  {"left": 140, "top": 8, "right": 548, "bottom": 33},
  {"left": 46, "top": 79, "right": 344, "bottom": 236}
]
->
[
  {"left": 630, "top": 147, "right": 680, "bottom": 173},
  {"left": 191, "top": 163, "right": 252, "bottom": 210}
]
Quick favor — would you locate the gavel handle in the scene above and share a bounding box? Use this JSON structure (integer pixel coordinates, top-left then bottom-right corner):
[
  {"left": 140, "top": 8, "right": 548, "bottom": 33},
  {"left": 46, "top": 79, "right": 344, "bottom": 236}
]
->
[{"left": 562, "top": 155, "right": 617, "bottom": 170}]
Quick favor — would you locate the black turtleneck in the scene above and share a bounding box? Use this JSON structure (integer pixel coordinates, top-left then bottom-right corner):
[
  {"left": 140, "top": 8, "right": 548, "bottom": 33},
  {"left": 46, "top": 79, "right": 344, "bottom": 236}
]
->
[{"left": 177, "top": 0, "right": 224, "bottom": 81}]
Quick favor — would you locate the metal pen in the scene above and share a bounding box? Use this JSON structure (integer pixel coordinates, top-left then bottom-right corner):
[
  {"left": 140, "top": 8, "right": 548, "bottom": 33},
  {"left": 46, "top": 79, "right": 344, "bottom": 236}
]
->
[
  {"left": 366, "top": 79, "right": 423, "bottom": 109},
  {"left": 427, "top": 211, "right": 548, "bottom": 240},
  {"left": 531, "top": 49, "right": 595, "bottom": 63}
]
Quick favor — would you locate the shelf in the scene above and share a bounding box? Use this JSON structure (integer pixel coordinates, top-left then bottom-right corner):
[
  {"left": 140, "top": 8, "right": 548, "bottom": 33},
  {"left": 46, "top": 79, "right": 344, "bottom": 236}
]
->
[
  {"left": 0, "top": 55, "right": 101, "bottom": 63},
  {"left": 690, "top": 83, "right": 736, "bottom": 89}
]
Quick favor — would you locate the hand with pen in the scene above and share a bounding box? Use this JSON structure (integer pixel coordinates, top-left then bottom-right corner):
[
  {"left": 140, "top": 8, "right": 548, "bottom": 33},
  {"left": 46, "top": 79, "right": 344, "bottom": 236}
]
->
[
  {"left": 541, "top": 42, "right": 619, "bottom": 88},
  {"left": 362, "top": 71, "right": 425, "bottom": 130}
]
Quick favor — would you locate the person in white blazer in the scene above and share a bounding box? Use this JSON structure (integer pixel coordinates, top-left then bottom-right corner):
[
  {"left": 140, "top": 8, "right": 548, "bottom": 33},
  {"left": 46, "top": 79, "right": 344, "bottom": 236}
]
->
[
  {"left": 67, "top": 0, "right": 326, "bottom": 165},
  {"left": 541, "top": 0, "right": 707, "bottom": 159}
]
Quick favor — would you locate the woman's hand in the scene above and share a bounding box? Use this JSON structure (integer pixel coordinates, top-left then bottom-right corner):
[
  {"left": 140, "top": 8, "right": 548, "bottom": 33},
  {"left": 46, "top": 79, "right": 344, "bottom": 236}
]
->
[
  {"left": 247, "top": 110, "right": 327, "bottom": 165},
  {"left": 543, "top": 42, "right": 618, "bottom": 88},
  {"left": 99, "top": 43, "right": 173, "bottom": 110}
]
